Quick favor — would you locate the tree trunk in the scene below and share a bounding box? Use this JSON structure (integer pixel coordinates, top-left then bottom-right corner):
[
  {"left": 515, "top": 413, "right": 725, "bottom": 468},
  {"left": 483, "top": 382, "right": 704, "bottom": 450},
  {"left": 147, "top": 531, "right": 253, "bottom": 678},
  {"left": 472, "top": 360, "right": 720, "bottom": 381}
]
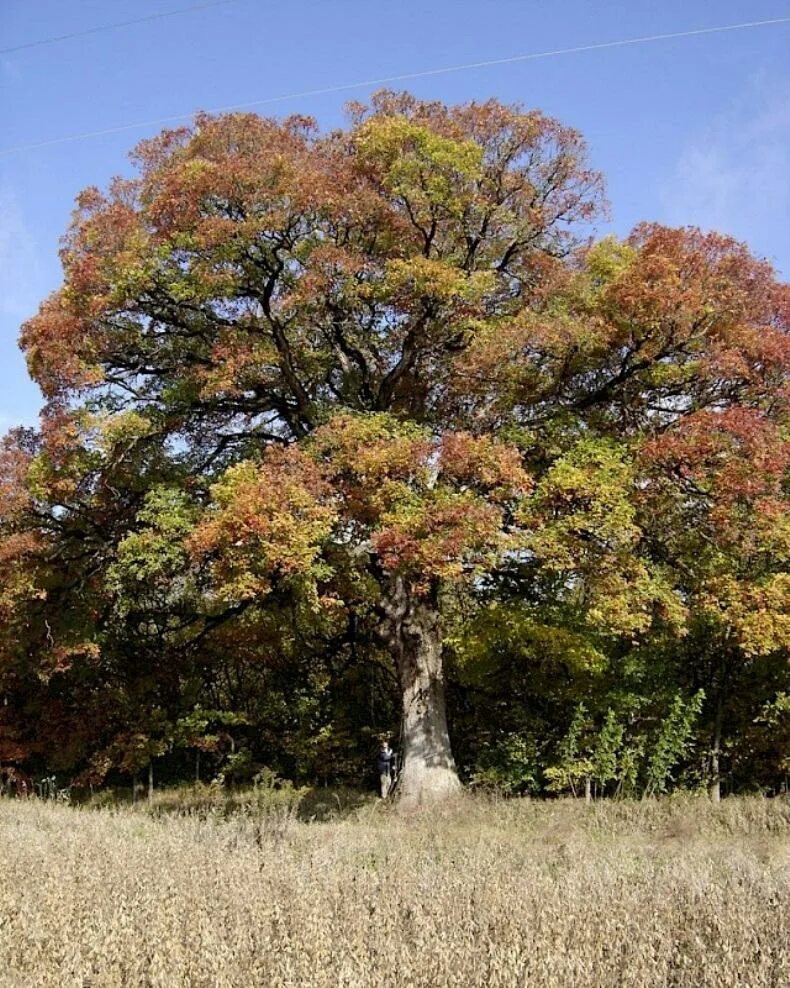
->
[
  {"left": 148, "top": 759, "right": 154, "bottom": 807},
  {"left": 381, "top": 576, "right": 461, "bottom": 806}
]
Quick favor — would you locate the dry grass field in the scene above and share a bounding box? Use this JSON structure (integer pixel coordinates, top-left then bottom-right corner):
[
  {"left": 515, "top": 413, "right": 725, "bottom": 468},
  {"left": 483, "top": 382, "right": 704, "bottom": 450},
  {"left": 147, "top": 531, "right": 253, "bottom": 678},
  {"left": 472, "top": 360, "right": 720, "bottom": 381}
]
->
[{"left": 0, "top": 794, "right": 787, "bottom": 987}]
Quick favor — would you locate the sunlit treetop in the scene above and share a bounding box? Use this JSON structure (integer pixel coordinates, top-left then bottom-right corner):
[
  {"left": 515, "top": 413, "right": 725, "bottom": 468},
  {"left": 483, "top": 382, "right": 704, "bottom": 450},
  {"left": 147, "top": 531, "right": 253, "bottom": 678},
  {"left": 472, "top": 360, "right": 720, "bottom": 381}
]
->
[{"left": 20, "top": 92, "right": 604, "bottom": 445}]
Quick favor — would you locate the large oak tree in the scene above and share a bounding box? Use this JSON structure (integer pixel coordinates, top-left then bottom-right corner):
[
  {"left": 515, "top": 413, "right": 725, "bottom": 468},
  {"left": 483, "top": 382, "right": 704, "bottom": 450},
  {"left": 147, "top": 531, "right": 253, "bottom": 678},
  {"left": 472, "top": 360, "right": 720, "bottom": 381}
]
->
[{"left": 10, "top": 92, "right": 788, "bottom": 802}]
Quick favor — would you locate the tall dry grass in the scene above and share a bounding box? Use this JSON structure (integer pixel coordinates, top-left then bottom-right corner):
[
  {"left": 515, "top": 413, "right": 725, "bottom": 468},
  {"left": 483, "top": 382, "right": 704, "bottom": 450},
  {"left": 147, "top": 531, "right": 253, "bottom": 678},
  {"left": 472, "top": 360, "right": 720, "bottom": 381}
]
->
[{"left": 0, "top": 794, "right": 787, "bottom": 987}]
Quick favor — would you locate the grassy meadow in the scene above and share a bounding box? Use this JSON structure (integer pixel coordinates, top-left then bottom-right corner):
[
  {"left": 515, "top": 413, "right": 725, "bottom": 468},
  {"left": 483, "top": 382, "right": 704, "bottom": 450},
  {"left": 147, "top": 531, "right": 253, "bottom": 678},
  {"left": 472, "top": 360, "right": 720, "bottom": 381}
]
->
[{"left": 0, "top": 793, "right": 787, "bottom": 987}]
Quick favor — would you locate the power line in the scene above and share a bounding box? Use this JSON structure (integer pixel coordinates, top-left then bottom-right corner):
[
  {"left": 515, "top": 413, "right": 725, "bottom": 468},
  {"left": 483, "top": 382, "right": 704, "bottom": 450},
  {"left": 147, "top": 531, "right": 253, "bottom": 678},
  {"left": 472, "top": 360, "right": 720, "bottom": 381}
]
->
[
  {"left": 0, "top": 0, "right": 241, "bottom": 55},
  {"left": 2, "top": 16, "right": 789, "bottom": 156}
]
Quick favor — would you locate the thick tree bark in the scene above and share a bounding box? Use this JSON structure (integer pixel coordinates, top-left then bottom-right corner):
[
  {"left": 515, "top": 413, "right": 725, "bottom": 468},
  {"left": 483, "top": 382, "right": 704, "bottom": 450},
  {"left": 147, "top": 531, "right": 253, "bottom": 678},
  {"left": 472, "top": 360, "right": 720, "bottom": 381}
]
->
[{"left": 381, "top": 576, "right": 461, "bottom": 805}]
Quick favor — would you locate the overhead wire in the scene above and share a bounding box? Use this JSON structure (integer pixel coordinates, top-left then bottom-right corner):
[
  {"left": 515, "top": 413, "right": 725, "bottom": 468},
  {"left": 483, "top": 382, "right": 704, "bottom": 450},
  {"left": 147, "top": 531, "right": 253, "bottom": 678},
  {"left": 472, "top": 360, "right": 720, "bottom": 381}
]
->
[
  {"left": 0, "top": 0, "right": 242, "bottom": 55},
  {"left": 1, "top": 16, "right": 789, "bottom": 155}
]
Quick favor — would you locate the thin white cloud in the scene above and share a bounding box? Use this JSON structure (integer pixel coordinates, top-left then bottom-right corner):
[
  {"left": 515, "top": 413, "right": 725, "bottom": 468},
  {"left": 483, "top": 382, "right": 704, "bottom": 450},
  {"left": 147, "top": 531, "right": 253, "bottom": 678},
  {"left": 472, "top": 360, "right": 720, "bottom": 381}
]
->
[
  {"left": 0, "top": 184, "right": 41, "bottom": 319},
  {"left": 0, "top": 187, "right": 42, "bottom": 431},
  {"left": 0, "top": 56, "right": 24, "bottom": 84},
  {"left": 662, "top": 79, "right": 789, "bottom": 270},
  {"left": 0, "top": 186, "right": 49, "bottom": 428}
]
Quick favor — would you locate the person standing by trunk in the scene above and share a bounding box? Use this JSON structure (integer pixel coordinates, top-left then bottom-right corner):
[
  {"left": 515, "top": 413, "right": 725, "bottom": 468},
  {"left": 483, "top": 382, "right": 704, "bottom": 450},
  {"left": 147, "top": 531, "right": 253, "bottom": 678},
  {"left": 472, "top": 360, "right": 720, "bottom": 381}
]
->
[{"left": 376, "top": 739, "right": 396, "bottom": 799}]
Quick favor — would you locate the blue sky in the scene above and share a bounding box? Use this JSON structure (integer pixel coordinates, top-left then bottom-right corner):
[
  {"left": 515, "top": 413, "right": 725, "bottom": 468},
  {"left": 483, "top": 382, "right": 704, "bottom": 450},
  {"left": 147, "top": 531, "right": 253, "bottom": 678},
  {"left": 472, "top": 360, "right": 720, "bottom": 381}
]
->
[{"left": 1, "top": 0, "right": 789, "bottom": 429}]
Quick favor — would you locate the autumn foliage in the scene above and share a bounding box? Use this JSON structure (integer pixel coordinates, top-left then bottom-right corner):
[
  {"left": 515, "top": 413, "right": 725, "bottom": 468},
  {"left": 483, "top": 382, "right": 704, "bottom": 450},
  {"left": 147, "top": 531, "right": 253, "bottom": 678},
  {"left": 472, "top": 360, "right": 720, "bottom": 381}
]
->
[{"left": 1, "top": 93, "right": 787, "bottom": 799}]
